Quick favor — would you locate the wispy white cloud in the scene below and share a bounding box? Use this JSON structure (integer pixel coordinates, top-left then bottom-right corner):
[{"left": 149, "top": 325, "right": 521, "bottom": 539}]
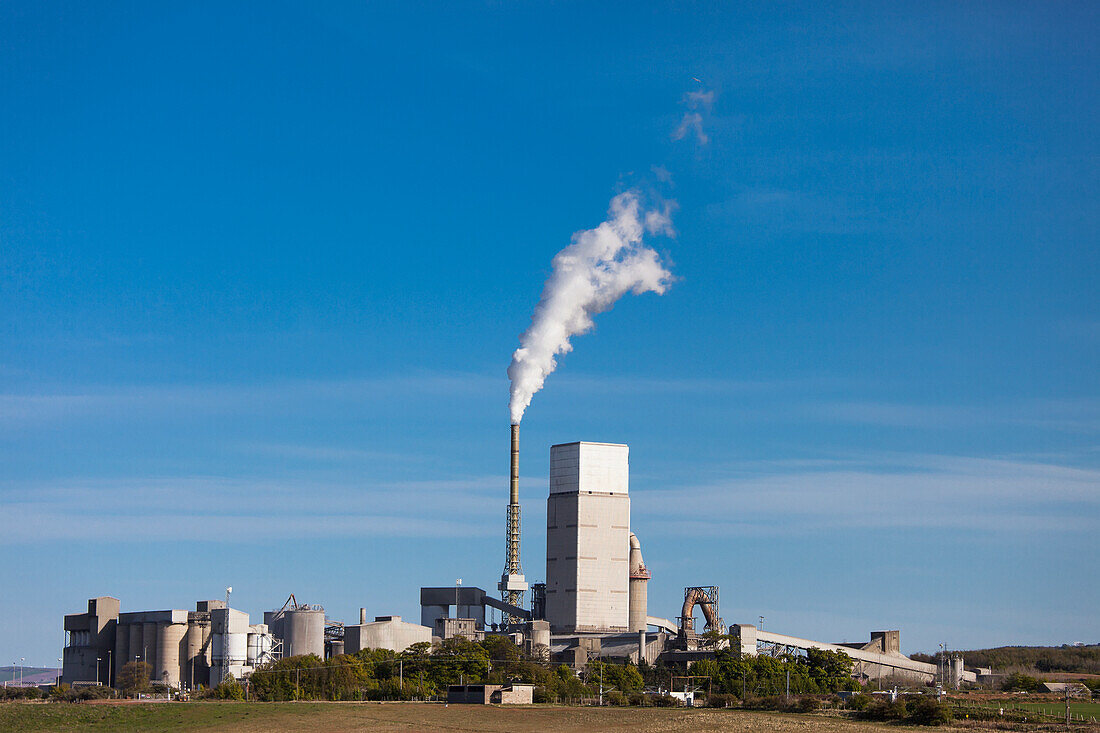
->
[
  {"left": 806, "top": 399, "right": 1100, "bottom": 433},
  {"left": 0, "top": 373, "right": 499, "bottom": 427},
  {"left": 0, "top": 474, "right": 510, "bottom": 544},
  {"left": 636, "top": 453, "right": 1100, "bottom": 534},
  {"left": 672, "top": 89, "right": 715, "bottom": 145}
]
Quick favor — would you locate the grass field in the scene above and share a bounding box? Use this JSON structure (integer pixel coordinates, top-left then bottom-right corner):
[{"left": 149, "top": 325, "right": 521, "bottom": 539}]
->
[
  {"left": 960, "top": 699, "right": 1100, "bottom": 721},
  {"left": 0, "top": 702, "right": 977, "bottom": 733}
]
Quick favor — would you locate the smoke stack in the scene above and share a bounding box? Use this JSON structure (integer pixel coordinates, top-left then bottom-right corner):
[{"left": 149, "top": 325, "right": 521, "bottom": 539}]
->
[
  {"left": 359, "top": 608, "right": 366, "bottom": 625},
  {"left": 499, "top": 423, "right": 528, "bottom": 620},
  {"left": 510, "top": 423, "right": 519, "bottom": 506}
]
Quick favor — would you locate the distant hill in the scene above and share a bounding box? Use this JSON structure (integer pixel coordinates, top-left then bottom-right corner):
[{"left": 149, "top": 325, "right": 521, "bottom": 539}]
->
[
  {"left": 910, "top": 645, "right": 1100, "bottom": 674},
  {"left": 0, "top": 666, "right": 57, "bottom": 686}
]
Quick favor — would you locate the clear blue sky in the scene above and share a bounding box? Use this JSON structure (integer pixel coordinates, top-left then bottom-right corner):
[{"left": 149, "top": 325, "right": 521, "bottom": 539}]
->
[{"left": 2, "top": 1, "right": 1097, "bottom": 666}]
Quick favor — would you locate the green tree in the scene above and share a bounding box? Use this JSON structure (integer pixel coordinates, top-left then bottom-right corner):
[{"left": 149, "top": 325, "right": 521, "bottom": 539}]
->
[
  {"left": 429, "top": 636, "right": 490, "bottom": 687},
  {"left": 119, "top": 660, "right": 151, "bottom": 696},
  {"left": 806, "top": 648, "right": 856, "bottom": 691}
]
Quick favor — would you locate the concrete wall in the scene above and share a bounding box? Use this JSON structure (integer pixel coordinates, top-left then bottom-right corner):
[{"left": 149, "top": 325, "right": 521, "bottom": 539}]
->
[
  {"left": 344, "top": 616, "right": 432, "bottom": 654},
  {"left": 447, "top": 684, "right": 499, "bottom": 704},
  {"left": 494, "top": 684, "right": 534, "bottom": 704},
  {"left": 546, "top": 441, "right": 630, "bottom": 634}
]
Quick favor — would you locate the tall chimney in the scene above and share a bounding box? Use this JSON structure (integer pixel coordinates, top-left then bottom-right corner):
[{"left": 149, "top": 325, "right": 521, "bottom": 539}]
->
[
  {"left": 359, "top": 608, "right": 366, "bottom": 625},
  {"left": 510, "top": 423, "right": 520, "bottom": 506},
  {"left": 499, "top": 423, "right": 528, "bottom": 622}
]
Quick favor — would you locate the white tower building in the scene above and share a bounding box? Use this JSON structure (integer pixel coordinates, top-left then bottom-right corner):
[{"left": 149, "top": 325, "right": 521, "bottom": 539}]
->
[{"left": 545, "top": 441, "right": 630, "bottom": 634}]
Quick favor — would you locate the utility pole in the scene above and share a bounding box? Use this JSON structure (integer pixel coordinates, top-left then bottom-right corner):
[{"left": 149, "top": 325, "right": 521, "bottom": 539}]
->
[{"left": 785, "top": 668, "right": 790, "bottom": 702}]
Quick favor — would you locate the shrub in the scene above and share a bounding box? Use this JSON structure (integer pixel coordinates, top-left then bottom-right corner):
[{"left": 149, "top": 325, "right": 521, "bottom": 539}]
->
[
  {"left": 756, "top": 695, "right": 783, "bottom": 710},
  {"left": 648, "top": 693, "right": 680, "bottom": 707},
  {"left": 1002, "top": 672, "right": 1043, "bottom": 692},
  {"left": 863, "top": 698, "right": 908, "bottom": 721},
  {"left": 845, "top": 692, "right": 872, "bottom": 710},
  {"left": 605, "top": 690, "right": 627, "bottom": 706},
  {"left": 708, "top": 692, "right": 739, "bottom": 708},
  {"left": 628, "top": 692, "right": 645, "bottom": 706},
  {"left": 907, "top": 697, "right": 953, "bottom": 726},
  {"left": 214, "top": 680, "right": 244, "bottom": 701},
  {"left": 74, "top": 686, "right": 115, "bottom": 701},
  {"left": 794, "top": 696, "right": 818, "bottom": 713}
]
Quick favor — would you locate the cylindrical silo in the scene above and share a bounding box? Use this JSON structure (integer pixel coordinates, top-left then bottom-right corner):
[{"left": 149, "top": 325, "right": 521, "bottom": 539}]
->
[
  {"left": 950, "top": 656, "right": 964, "bottom": 689},
  {"left": 185, "top": 621, "right": 205, "bottom": 689},
  {"left": 143, "top": 622, "right": 158, "bottom": 676},
  {"left": 282, "top": 609, "right": 325, "bottom": 658},
  {"left": 115, "top": 623, "right": 129, "bottom": 684},
  {"left": 156, "top": 622, "right": 187, "bottom": 688},
  {"left": 329, "top": 640, "right": 344, "bottom": 658},
  {"left": 129, "top": 624, "right": 143, "bottom": 667},
  {"left": 628, "top": 532, "right": 651, "bottom": 633},
  {"left": 227, "top": 632, "right": 247, "bottom": 667}
]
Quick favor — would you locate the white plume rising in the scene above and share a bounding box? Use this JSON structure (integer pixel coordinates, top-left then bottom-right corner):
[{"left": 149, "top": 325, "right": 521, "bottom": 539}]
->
[{"left": 508, "top": 190, "right": 674, "bottom": 424}]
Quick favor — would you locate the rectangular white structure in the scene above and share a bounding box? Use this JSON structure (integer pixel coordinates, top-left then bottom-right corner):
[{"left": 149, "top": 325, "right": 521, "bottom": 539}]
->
[{"left": 545, "top": 441, "right": 630, "bottom": 634}]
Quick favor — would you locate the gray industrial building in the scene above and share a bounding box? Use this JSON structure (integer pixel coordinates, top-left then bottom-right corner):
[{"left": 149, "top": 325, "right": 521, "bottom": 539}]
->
[
  {"left": 345, "top": 614, "right": 431, "bottom": 654},
  {"left": 545, "top": 441, "right": 634, "bottom": 635},
  {"left": 63, "top": 598, "right": 279, "bottom": 689},
  {"left": 62, "top": 596, "right": 119, "bottom": 687}
]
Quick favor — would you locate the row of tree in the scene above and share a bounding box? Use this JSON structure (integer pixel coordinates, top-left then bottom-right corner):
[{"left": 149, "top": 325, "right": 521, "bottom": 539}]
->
[
  {"left": 910, "top": 644, "right": 1100, "bottom": 675},
  {"left": 237, "top": 635, "right": 859, "bottom": 703},
  {"left": 687, "top": 648, "right": 860, "bottom": 697}
]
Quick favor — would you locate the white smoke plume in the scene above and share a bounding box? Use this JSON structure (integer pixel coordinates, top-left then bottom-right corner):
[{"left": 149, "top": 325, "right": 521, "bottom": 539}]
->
[
  {"left": 507, "top": 191, "right": 674, "bottom": 424},
  {"left": 672, "top": 89, "right": 714, "bottom": 145}
]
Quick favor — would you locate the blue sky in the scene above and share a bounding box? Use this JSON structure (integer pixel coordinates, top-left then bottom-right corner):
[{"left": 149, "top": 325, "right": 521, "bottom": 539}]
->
[{"left": 2, "top": 1, "right": 1097, "bottom": 665}]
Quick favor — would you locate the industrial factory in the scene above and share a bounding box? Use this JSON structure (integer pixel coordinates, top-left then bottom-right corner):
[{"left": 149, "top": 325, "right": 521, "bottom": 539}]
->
[{"left": 62, "top": 429, "right": 974, "bottom": 690}]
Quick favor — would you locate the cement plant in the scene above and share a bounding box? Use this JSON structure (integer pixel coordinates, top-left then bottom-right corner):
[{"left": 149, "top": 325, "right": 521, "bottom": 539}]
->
[{"left": 60, "top": 433, "right": 981, "bottom": 694}]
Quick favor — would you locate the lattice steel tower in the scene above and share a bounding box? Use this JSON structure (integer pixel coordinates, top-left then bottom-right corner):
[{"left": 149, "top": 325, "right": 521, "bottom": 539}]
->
[{"left": 498, "top": 423, "right": 528, "bottom": 623}]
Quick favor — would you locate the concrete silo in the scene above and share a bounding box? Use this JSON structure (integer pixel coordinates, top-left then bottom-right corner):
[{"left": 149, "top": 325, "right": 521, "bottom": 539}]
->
[{"left": 282, "top": 608, "right": 325, "bottom": 658}]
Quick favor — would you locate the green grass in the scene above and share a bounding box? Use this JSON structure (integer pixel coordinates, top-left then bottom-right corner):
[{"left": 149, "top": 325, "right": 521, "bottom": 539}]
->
[
  {"left": 0, "top": 701, "right": 969, "bottom": 733},
  {"left": 959, "top": 699, "right": 1100, "bottom": 722}
]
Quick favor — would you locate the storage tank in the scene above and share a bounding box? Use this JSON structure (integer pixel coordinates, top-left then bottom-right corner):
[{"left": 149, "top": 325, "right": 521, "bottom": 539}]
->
[
  {"left": 227, "top": 633, "right": 247, "bottom": 666},
  {"left": 247, "top": 627, "right": 273, "bottom": 666},
  {"left": 328, "top": 640, "right": 344, "bottom": 658},
  {"left": 156, "top": 622, "right": 187, "bottom": 688},
  {"left": 281, "top": 609, "right": 325, "bottom": 658},
  {"left": 184, "top": 621, "right": 207, "bottom": 689}
]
